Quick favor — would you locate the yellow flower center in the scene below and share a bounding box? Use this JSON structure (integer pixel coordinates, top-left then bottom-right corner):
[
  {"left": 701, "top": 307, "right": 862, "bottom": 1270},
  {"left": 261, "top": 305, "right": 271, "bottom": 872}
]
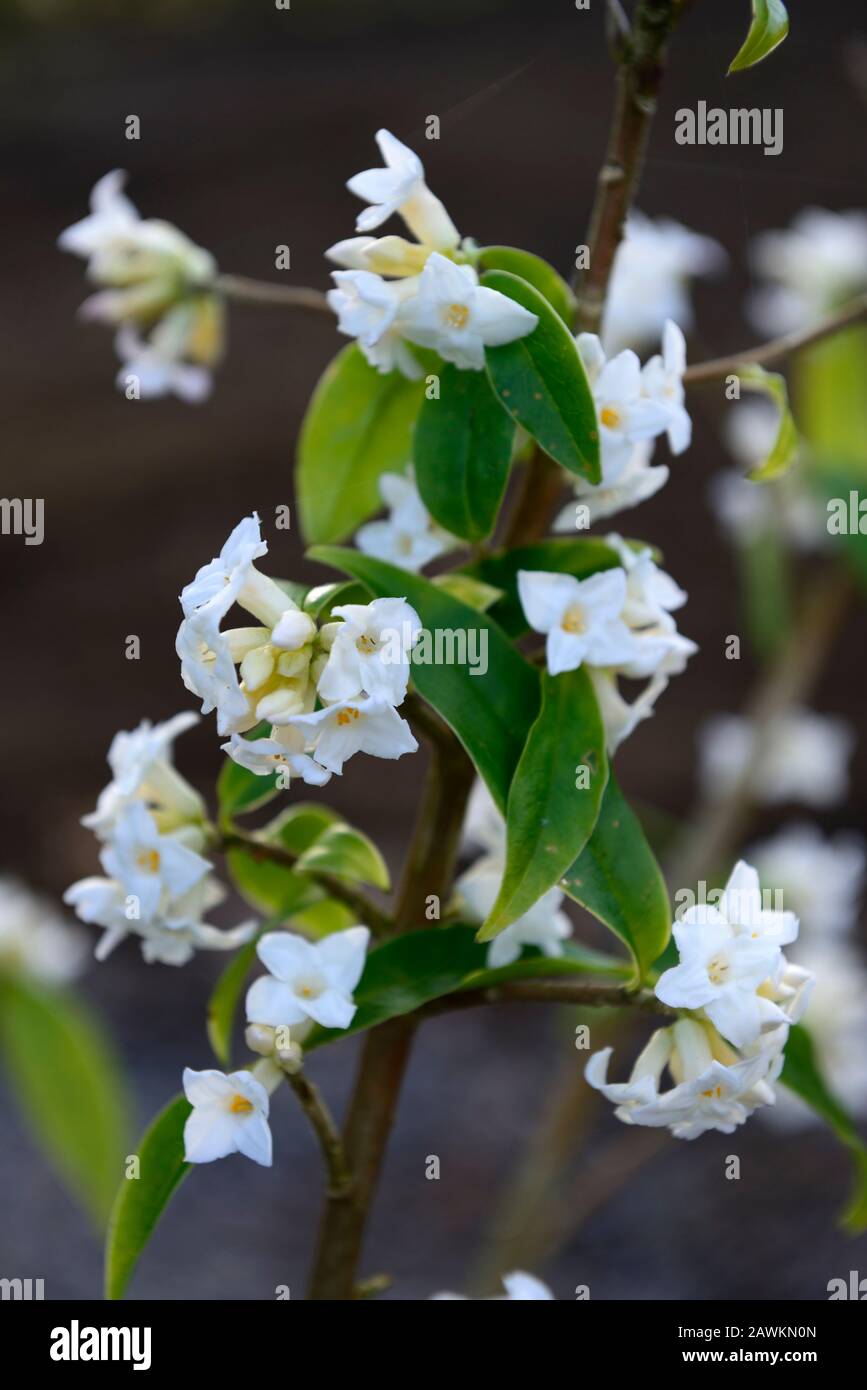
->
[
  {"left": 561, "top": 604, "right": 587, "bottom": 634},
  {"left": 701, "top": 1086, "right": 723, "bottom": 1100},
  {"left": 229, "top": 1094, "right": 254, "bottom": 1114},
  {"left": 444, "top": 302, "right": 470, "bottom": 330},
  {"left": 356, "top": 633, "right": 377, "bottom": 654},
  {"left": 600, "top": 405, "right": 621, "bottom": 429},
  {"left": 337, "top": 707, "right": 361, "bottom": 726},
  {"left": 707, "top": 953, "right": 731, "bottom": 985},
  {"left": 136, "top": 849, "right": 161, "bottom": 874}
]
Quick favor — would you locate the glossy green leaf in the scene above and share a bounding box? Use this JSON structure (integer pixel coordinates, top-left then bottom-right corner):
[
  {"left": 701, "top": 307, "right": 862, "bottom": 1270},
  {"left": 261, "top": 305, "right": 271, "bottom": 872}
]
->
[
  {"left": 481, "top": 269, "right": 600, "bottom": 482},
  {"left": 414, "top": 363, "right": 515, "bottom": 541},
  {"left": 306, "top": 924, "right": 628, "bottom": 1049},
  {"left": 477, "top": 246, "right": 576, "bottom": 326},
  {"left": 302, "top": 579, "right": 368, "bottom": 621},
  {"left": 264, "top": 802, "right": 342, "bottom": 855},
  {"left": 308, "top": 547, "right": 541, "bottom": 808},
  {"left": 433, "top": 572, "right": 504, "bottom": 612},
  {"left": 728, "top": 0, "right": 789, "bottom": 74},
  {"left": 297, "top": 344, "right": 425, "bottom": 543},
  {"left": 781, "top": 1024, "right": 867, "bottom": 1231},
  {"left": 738, "top": 364, "right": 799, "bottom": 481},
  {"left": 289, "top": 898, "right": 356, "bottom": 938},
  {"left": 478, "top": 668, "right": 608, "bottom": 939},
  {"left": 216, "top": 726, "right": 280, "bottom": 821},
  {"left": 561, "top": 774, "right": 671, "bottom": 983},
  {"left": 297, "top": 823, "right": 390, "bottom": 892},
  {"left": 462, "top": 537, "right": 622, "bottom": 636},
  {"left": 0, "top": 975, "right": 131, "bottom": 1229},
  {"left": 104, "top": 1094, "right": 191, "bottom": 1300},
  {"left": 225, "top": 842, "right": 321, "bottom": 919}
]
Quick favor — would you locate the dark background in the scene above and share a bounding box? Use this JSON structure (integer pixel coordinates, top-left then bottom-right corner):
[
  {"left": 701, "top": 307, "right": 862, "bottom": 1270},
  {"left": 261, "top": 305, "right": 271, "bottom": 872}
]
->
[{"left": 1, "top": 0, "right": 866, "bottom": 1300}]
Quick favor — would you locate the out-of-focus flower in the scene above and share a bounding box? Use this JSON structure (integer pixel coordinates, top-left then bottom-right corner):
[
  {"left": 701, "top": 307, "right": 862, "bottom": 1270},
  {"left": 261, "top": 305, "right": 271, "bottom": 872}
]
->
[
  {"left": 749, "top": 823, "right": 865, "bottom": 937},
  {"left": 355, "top": 469, "right": 457, "bottom": 572},
  {"left": 432, "top": 1271, "right": 555, "bottom": 1300},
  {"left": 114, "top": 297, "right": 224, "bottom": 402},
  {"left": 246, "top": 926, "right": 370, "bottom": 1031},
  {"left": 83, "top": 710, "right": 205, "bottom": 840},
  {"left": 182, "top": 1067, "right": 273, "bottom": 1167},
  {"left": 462, "top": 779, "right": 506, "bottom": 858},
  {"left": 456, "top": 854, "right": 572, "bottom": 968},
  {"left": 748, "top": 208, "right": 867, "bottom": 336},
  {"left": 699, "top": 707, "right": 855, "bottom": 808},
  {"left": 710, "top": 399, "right": 825, "bottom": 551},
  {"left": 602, "top": 212, "right": 726, "bottom": 354},
  {"left": 0, "top": 877, "right": 88, "bottom": 985}
]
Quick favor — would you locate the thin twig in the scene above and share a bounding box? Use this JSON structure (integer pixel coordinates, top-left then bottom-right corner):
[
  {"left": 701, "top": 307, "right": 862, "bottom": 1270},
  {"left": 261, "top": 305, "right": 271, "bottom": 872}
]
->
[
  {"left": 216, "top": 273, "right": 331, "bottom": 314},
  {"left": 220, "top": 830, "right": 392, "bottom": 937},
  {"left": 683, "top": 293, "right": 867, "bottom": 385},
  {"left": 285, "top": 1070, "right": 353, "bottom": 1198}
]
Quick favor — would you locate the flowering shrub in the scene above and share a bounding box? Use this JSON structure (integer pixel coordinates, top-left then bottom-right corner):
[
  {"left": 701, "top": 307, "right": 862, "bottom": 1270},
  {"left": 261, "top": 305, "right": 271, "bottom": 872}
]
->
[{"left": 42, "top": 0, "right": 867, "bottom": 1301}]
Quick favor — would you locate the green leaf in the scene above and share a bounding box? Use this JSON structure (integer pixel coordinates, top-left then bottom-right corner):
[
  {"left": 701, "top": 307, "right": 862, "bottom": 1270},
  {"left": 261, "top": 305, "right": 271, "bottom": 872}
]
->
[
  {"left": 297, "top": 344, "right": 425, "bottom": 544},
  {"left": 289, "top": 898, "right": 356, "bottom": 938},
  {"left": 216, "top": 726, "right": 280, "bottom": 821},
  {"left": 104, "top": 1094, "right": 191, "bottom": 1300},
  {"left": 0, "top": 975, "right": 131, "bottom": 1229},
  {"left": 433, "top": 572, "right": 504, "bottom": 612},
  {"left": 296, "top": 823, "right": 390, "bottom": 892},
  {"left": 797, "top": 328, "right": 867, "bottom": 478},
  {"left": 414, "top": 362, "right": 515, "bottom": 541},
  {"left": 781, "top": 1024, "right": 867, "bottom": 1231},
  {"left": 302, "top": 579, "right": 369, "bottom": 621},
  {"left": 477, "top": 246, "right": 576, "bottom": 327},
  {"left": 308, "top": 547, "right": 541, "bottom": 810},
  {"left": 728, "top": 0, "right": 789, "bottom": 74},
  {"left": 207, "top": 933, "right": 265, "bottom": 1066},
  {"left": 462, "top": 537, "right": 622, "bottom": 636},
  {"left": 264, "top": 802, "right": 342, "bottom": 855},
  {"left": 481, "top": 269, "right": 600, "bottom": 482},
  {"left": 738, "top": 364, "right": 799, "bottom": 481},
  {"left": 306, "top": 924, "right": 628, "bottom": 1049},
  {"left": 561, "top": 774, "right": 671, "bottom": 984},
  {"left": 478, "top": 668, "right": 608, "bottom": 939},
  {"left": 225, "top": 842, "right": 321, "bottom": 918},
  {"left": 737, "top": 525, "right": 793, "bottom": 660}
]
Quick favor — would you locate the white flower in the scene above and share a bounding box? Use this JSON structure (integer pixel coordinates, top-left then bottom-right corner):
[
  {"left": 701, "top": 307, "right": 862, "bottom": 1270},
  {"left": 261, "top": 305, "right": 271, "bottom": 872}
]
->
[
  {"left": 554, "top": 440, "right": 669, "bottom": 529},
  {"left": 98, "top": 801, "right": 211, "bottom": 924},
  {"left": 586, "top": 1018, "right": 779, "bottom": 1139},
  {"left": 287, "top": 697, "right": 418, "bottom": 776},
  {"left": 177, "top": 515, "right": 321, "bottom": 737},
  {"left": 710, "top": 400, "right": 824, "bottom": 552},
  {"left": 114, "top": 318, "right": 213, "bottom": 403},
  {"left": 602, "top": 211, "right": 726, "bottom": 354},
  {"left": 749, "top": 823, "right": 865, "bottom": 938},
  {"left": 604, "top": 534, "right": 686, "bottom": 631},
  {"left": 326, "top": 234, "right": 430, "bottom": 278},
  {"left": 588, "top": 667, "right": 669, "bottom": 754},
  {"left": 517, "top": 568, "right": 639, "bottom": 676},
  {"left": 399, "top": 253, "right": 538, "bottom": 371},
  {"left": 640, "top": 319, "right": 692, "bottom": 454},
  {"left": 462, "top": 778, "right": 506, "bottom": 858},
  {"left": 221, "top": 728, "right": 331, "bottom": 787},
  {"left": 0, "top": 877, "right": 88, "bottom": 985},
  {"left": 316, "top": 597, "right": 422, "bottom": 706},
  {"left": 748, "top": 208, "right": 867, "bottom": 336},
  {"left": 183, "top": 1067, "right": 273, "bottom": 1167},
  {"left": 456, "top": 854, "right": 572, "bottom": 968},
  {"left": 699, "top": 707, "right": 854, "bottom": 808},
  {"left": 83, "top": 711, "right": 204, "bottom": 839},
  {"left": 246, "top": 926, "right": 370, "bottom": 1030},
  {"left": 355, "top": 469, "right": 456, "bottom": 572},
  {"left": 328, "top": 269, "right": 424, "bottom": 378},
  {"left": 656, "top": 861, "right": 798, "bottom": 1047},
  {"left": 432, "top": 1271, "right": 555, "bottom": 1301},
  {"left": 346, "top": 128, "right": 460, "bottom": 250},
  {"left": 65, "top": 874, "right": 254, "bottom": 966},
  {"left": 577, "top": 335, "right": 672, "bottom": 476}
]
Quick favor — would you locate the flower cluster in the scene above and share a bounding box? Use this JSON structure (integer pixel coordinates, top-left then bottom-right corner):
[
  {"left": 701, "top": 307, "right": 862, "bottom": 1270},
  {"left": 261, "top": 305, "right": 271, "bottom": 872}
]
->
[
  {"left": 177, "top": 514, "right": 421, "bottom": 780},
  {"left": 65, "top": 712, "right": 254, "bottom": 965},
  {"left": 327, "top": 129, "right": 538, "bottom": 373},
  {"left": 183, "top": 925, "right": 370, "bottom": 1167},
  {"left": 587, "top": 861, "right": 813, "bottom": 1139},
  {"left": 518, "top": 534, "right": 696, "bottom": 751},
  {"left": 554, "top": 320, "right": 691, "bottom": 526},
  {"left": 58, "top": 171, "right": 223, "bottom": 401}
]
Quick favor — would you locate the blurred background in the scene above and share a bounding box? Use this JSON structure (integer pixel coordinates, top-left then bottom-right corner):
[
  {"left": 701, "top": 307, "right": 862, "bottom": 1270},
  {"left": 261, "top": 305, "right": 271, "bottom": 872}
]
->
[{"left": 1, "top": 0, "right": 866, "bottom": 1300}]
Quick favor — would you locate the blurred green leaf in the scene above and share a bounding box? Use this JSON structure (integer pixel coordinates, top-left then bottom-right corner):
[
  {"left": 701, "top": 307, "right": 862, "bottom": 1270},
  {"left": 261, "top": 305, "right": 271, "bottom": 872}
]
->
[
  {"left": 0, "top": 974, "right": 130, "bottom": 1230},
  {"left": 207, "top": 932, "right": 267, "bottom": 1067},
  {"left": 782, "top": 1024, "right": 867, "bottom": 1231},
  {"left": 737, "top": 525, "right": 793, "bottom": 659},
  {"left": 482, "top": 270, "right": 600, "bottom": 482},
  {"left": 225, "top": 843, "right": 321, "bottom": 919},
  {"left": 297, "top": 344, "right": 425, "bottom": 543},
  {"left": 478, "top": 668, "right": 608, "bottom": 939},
  {"left": 477, "top": 246, "right": 576, "bottom": 326},
  {"left": 797, "top": 329, "right": 867, "bottom": 478},
  {"left": 738, "top": 364, "right": 798, "bottom": 481},
  {"left": 297, "top": 823, "right": 390, "bottom": 892},
  {"left": 414, "top": 362, "right": 515, "bottom": 541},
  {"left": 104, "top": 1094, "right": 191, "bottom": 1300},
  {"left": 728, "top": 0, "right": 788, "bottom": 74},
  {"left": 264, "top": 802, "right": 342, "bottom": 855}
]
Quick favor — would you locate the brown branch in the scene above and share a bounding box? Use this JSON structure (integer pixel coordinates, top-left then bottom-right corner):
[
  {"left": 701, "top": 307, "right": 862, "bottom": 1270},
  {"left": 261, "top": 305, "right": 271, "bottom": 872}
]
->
[
  {"left": 216, "top": 273, "right": 331, "bottom": 314},
  {"left": 220, "top": 830, "right": 391, "bottom": 937},
  {"left": 285, "top": 1070, "right": 353, "bottom": 1198},
  {"left": 683, "top": 293, "right": 867, "bottom": 385}
]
